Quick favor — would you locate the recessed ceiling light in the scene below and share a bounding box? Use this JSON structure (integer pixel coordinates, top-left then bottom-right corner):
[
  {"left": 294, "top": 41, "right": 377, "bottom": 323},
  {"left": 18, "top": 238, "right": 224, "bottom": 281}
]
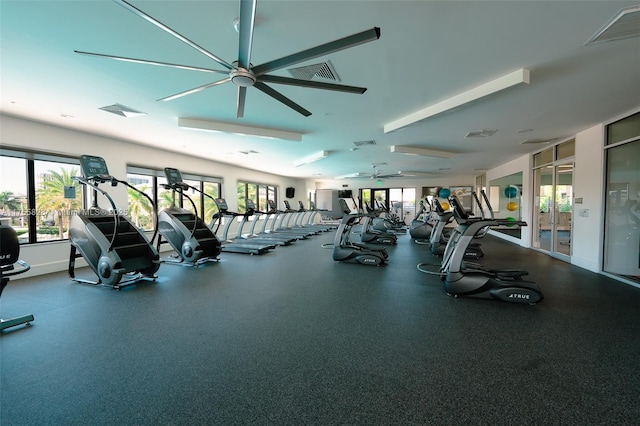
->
[
  {"left": 179, "top": 117, "right": 303, "bottom": 141},
  {"left": 391, "top": 145, "right": 456, "bottom": 158},
  {"left": 384, "top": 69, "right": 530, "bottom": 133}
]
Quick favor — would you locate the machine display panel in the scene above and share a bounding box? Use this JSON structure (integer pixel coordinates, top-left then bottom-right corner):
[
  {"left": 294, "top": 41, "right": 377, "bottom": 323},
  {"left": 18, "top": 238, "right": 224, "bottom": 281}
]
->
[
  {"left": 164, "top": 168, "right": 183, "bottom": 185},
  {"left": 79, "top": 155, "right": 110, "bottom": 179}
]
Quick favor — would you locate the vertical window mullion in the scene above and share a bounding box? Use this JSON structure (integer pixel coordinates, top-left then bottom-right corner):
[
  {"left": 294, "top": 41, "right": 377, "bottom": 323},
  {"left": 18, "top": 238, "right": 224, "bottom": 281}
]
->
[{"left": 26, "top": 159, "right": 37, "bottom": 244}]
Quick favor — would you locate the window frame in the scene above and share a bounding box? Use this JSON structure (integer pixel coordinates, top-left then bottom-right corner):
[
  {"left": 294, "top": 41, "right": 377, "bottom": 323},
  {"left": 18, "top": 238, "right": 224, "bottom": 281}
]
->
[{"left": 1, "top": 147, "right": 85, "bottom": 244}]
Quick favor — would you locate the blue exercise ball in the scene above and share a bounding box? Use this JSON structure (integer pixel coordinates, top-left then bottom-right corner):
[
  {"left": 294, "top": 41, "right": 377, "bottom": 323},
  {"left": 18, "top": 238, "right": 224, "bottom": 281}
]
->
[
  {"left": 438, "top": 188, "right": 451, "bottom": 198},
  {"left": 504, "top": 186, "right": 518, "bottom": 198}
]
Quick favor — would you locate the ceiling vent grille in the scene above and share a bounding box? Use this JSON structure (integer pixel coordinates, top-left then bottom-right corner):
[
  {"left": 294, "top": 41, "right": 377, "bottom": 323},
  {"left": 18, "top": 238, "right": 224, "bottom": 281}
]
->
[
  {"left": 288, "top": 61, "right": 341, "bottom": 82},
  {"left": 520, "top": 137, "right": 559, "bottom": 145},
  {"left": 99, "top": 103, "right": 146, "bottom": 118},
  {"left": 465, "top": 129, "right": 497, "bottom": 138},
  {"left": 585, "top": 5, "right": 640, "bottom": 45},
  {"left": 353, "top": 140, "right": 376, "bottom": 147}
]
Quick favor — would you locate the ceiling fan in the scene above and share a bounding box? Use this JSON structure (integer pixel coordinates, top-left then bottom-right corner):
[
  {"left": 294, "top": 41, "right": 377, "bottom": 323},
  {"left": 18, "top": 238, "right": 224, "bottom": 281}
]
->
[
  {"left": 338, "top": 163, "right": 419, "bottom": 180},
  {"left": 75, "top": 0, "right": 380, "bottom": 118}
]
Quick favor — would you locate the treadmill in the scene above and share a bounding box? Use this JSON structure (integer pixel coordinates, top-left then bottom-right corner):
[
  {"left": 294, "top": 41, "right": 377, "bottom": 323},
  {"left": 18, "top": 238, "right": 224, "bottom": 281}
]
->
[
  {"left": 261, "top": 200, "right": 311, "bottom": 240},
  {"left": 237, "top": 199, "right": 296, "bottom": 246},
  {"left": 210, "top": 198, "right": 275, "bottom": 255}
]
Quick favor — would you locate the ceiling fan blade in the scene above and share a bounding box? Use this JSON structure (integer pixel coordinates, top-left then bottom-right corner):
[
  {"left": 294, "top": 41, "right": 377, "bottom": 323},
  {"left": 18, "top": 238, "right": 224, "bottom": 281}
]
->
[
  {"left": 258, "top": 75, "right": 367, "bottom": 94},
  {"left": 236, "top": 86, "right": 247, "bottom": 118},
  {"left": 237, "top": 0, "right": 257, "bottom": 69},
  {"left": 251, "top": 27, "right": 380, "bottom": 76},
  {"left": 74, "top": 51, "right": 228, "bottom": 74},
  {"left": 157, "top": 77, "right": 231, "bottom": 102},
  {"left": 254, "top": 82, "right": 311, "bottom": 117},
  {"left": 114, "top": 0, "right": 235, "bottom": 70}
]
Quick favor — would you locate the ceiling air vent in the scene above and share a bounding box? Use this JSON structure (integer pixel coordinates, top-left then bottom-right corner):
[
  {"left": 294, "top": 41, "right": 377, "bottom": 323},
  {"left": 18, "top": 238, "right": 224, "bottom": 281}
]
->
[
  {"left": 99, "top": 103, "right": 146, "bottom": 118},
  {"left": 520, "top": 138, "right": 559, "bottom": 145},
  {"left": 465, "top": 129, "right": 497, "bottom": 138},
  {"left": 585, "top": 5, "right": 640, "bottom": 45},
  {"left": 353, "top": 140, "right": 376, "bottom": 147},
  {"left": 288, "top": 61, "right": 340, "bottom": 82}
]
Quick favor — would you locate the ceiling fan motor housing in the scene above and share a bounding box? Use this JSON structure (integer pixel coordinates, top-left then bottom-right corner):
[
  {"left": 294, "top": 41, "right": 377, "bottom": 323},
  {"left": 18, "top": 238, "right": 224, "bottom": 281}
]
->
[{"left": 231, "top": 67, "right": 256, "bottom": 87}]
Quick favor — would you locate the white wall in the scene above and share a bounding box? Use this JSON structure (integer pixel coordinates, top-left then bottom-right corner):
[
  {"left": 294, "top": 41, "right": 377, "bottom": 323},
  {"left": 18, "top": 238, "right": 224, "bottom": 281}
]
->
[
  {"left": 571, "top": 124, "right": 605, "bottom": 272},
  {"left": 1, "top": 114, "right": 305, "bottom": 278}
]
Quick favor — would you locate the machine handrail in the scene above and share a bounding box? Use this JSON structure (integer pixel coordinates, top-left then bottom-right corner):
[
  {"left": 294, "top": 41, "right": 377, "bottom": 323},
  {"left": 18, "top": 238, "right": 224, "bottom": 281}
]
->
[
  {"left": 74, "top": 176, "right": 120, "bottom": 251},
  {"left": 114, "top": 178, "right": 159, "bottom": 246}
]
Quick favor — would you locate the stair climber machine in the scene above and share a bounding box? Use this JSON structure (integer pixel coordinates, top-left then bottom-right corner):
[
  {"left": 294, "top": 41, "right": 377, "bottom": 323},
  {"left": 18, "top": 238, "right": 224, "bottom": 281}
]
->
[
  {"left": 438, "top": 195, "right": 544, "bottom": 304},
  {"left": 1, "top": 224, "right": 35, "bottom": 331},
  {"left": 430, "top": 198, "right": 483, "bottom": 259},
  {"left": 409, "top": 199, "right": 434, "bottom": 242},
  {"left": 68, "top": 155, "right": 160, "bottom": 289},
  {"left": 210, "top": 198, "right": 275, "bottom": 255},
  {"left": 156, "top": 167, "right": 222, "bottom": 266},
  {"left": 332, "top": 199, "right": 388, "bottom": 265}
]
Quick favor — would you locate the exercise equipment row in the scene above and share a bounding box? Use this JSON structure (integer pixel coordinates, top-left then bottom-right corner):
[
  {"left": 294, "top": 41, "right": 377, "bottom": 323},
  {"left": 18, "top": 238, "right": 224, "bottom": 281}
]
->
[
  {"left": 419, "top": 191, "right": 543, "bottom": 304},
  {"left": 68, "top": 155, "right": 333, "bottom": 289}
]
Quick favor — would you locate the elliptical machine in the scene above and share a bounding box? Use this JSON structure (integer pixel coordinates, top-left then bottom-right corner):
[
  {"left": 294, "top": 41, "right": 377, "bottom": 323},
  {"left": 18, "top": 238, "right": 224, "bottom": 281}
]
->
[
  {"left": 332, "top": 199, "right": 387, "bottom": 265},
  {"left": 1, "top": 224, "right": 34, "bottom": 331},
  {"left": 409, "top": 199, "right": 433, "bottom": 242},
  {"left": 69, "top": 155, "right": 160, "bottom": 289},
  {"left": 156, "top": 167, "right": 222, "bottom": 266},
  {"left": 430, "top": 198, "right": 483, "bottom": 259},
  {"left": 439, "top": 195, "right": 544, "bottom": 304}
]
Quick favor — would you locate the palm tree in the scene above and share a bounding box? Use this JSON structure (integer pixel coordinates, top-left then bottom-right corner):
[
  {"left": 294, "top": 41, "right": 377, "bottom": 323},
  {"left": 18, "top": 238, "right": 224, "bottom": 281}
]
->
[
  {"left": 127, "top": 185, "right": 153, "bottom": 229},
  {"left": 0, "top": 190, "right": 23, "bottom": 213},
  {"left": 35, "top": 167, "right": 82, "bottom": 238},
  {"left": 0, "top": 191, "right": 26, "bottom": 227}
]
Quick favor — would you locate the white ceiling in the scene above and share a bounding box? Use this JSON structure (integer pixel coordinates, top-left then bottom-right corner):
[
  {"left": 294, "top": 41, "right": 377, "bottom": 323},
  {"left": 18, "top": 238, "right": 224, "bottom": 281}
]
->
[{"left": 1, "top": 1, "right": 639, "bottom": 181}]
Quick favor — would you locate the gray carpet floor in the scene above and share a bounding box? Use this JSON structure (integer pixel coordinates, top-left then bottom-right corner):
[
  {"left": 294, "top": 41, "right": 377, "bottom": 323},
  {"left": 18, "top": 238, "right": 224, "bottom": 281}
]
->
[{"left": 1, "top": 231, "right": 639, "bottom": 425}]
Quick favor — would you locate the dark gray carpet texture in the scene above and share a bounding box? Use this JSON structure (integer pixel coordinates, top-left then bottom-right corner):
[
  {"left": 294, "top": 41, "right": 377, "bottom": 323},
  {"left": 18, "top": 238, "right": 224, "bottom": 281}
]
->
[{"left": 1, "top": 231, "right": 639, "bottom": 425}]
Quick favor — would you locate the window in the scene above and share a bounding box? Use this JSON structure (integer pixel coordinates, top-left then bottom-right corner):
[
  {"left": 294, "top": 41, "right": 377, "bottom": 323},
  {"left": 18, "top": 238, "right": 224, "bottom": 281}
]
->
[
  {"left": 237, "top": 181, "right": 276, "bottom": 213},
  {"left": 603, "top": 111, "right": 640, "bottom": 284},
  {"left": 0, "top": 149, "right": 84, "bottom": 244},
  {"left": 606, "top": 112, "right": 640, "bottom": 146},
  {"left": 127, "top": 166, "right": 222, "bottom": 230}
]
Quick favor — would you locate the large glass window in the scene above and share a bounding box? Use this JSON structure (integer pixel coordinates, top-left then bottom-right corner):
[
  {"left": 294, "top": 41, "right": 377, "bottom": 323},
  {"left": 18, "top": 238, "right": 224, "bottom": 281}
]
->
[
  {"left": 0, "top": 156, "right": 29, "bottom": 243},
  {"left": 34, "top": 160, "right": 84, "bottom": 242},
  {"left": 127, "top": 173, "right": 155, "bottom": 231},
  {"left": 127, "top": 166, "right": 222, "bottom": 230},
  {"left": 359, "top": 187, "right": 416, "bottom": 222},
  {"left": 603, "top": 139, "right": 640, "bottom": 283},
  {"left": 237, "top": 181, "right": 276, "bottom": 213},
  {"left": 0, "top": 149, "right": 84, "bottom": 244}
]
